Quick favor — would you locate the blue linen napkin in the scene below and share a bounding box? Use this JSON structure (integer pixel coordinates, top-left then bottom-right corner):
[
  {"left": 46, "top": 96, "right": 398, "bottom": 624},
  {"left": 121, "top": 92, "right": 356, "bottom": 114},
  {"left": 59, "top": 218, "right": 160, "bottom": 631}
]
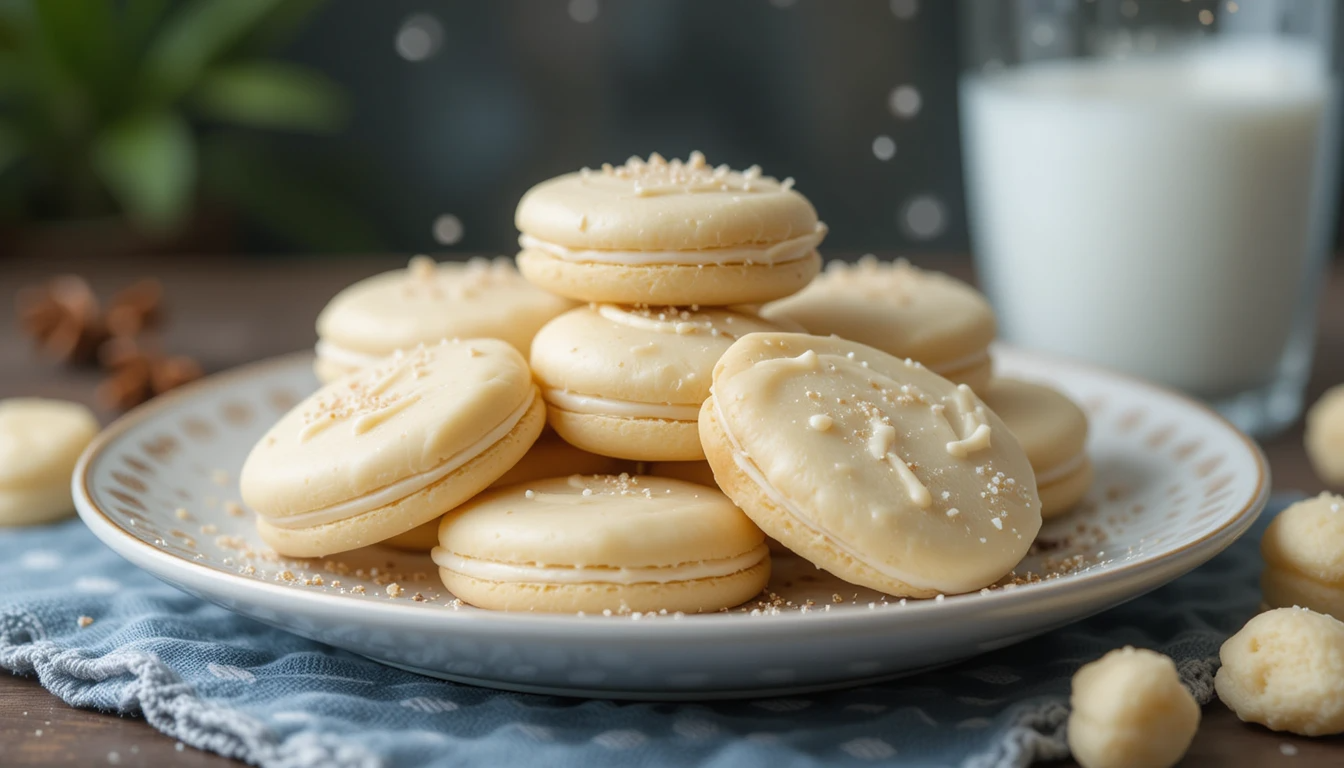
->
[{"left": 0, "top": 496, "right": 1291, "bottom": 768}]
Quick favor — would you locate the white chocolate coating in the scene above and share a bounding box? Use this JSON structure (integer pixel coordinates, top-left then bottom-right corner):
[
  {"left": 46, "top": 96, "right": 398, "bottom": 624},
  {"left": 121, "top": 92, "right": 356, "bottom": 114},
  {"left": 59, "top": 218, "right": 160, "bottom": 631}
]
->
[
  {"left": 0, "top": 398, "right": 98, "bottom": 526},
  {"left": 1067, "top": 647, "right": 1200, "bottom": 768},
  {"left": 1260, "top": 493, "right": 1344, "bottom": 619},
  {"left": 1306, "top": 384, "right": 1344, "bottom": 486},
  {"left": 707, "top": 333, "right": 1041, "bottom": 595},
  {"left": 1215, "top": 607, "right": 1344, "bottom": 736}
]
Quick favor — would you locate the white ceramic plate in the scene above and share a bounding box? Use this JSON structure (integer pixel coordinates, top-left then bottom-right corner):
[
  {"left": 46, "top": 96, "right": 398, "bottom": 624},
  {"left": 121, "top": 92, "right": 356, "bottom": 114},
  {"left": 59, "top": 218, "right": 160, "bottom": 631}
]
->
[{"left": 74, "top": 347, "right": 1268, "bottom": 700}]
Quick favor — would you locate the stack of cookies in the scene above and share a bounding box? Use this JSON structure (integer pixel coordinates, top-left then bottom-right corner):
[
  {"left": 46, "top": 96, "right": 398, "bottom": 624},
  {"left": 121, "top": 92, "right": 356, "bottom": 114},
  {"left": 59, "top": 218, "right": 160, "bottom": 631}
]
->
[{"left": 240, "top": 152, "right": 1093, "bottom": 614}]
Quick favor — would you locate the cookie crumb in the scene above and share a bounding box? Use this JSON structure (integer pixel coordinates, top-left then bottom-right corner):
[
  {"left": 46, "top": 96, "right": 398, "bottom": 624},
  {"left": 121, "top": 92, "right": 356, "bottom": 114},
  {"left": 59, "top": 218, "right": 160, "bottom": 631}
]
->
[
  {"left": 386, "top": 583, "right": 404, "bottom": 598},
  {"left": 174, "top": 508, "right": 191, "bottom": 521},
  {"left": 77, "top": 615, "right": 94, "bottom": 628},
  {"left": 225, "top": 501, "right": 245, "bottom": 517},
  {"left": 1280, "top": 744, "right": 1299, "bottom": 757},
  {"left": 211, "top": 469, "right": 230, "bottom": 486},
  {"left": 351, "top": 585, "right": 366, "bottom": 595}
]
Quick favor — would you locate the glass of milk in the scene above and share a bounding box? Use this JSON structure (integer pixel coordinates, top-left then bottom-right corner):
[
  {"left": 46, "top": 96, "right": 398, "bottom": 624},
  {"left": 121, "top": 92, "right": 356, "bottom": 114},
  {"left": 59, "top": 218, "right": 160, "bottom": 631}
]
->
[{"left": 959, "top": 0, "right": 1342, "bottom": 436}]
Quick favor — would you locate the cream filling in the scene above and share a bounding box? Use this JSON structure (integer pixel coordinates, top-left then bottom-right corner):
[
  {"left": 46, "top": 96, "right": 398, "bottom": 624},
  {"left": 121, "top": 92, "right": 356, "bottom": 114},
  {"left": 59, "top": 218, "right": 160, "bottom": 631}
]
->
[
  {"left": 431, "top": 543, "right": 769, "bottom": 585},
  {"left": 1034, "top": 452, "right": 1087, "bottom": 486},
  {"left": 929, "top": 349, "right": 990, "bottom": 378},
  {"left": 545, "top": 388, "right": 701, "bottom": 421},
  {"left": 315, "top": 340, "right": 387, "bottom": 370},
  {"left": 518, "top": 224, "right": 826, "bottom": 267},
  {"left": 262, "top": 395, "right": 535, "bottom": 530},
  {"left": 712, "top": 394, "right": 950, "bottom": 593}
]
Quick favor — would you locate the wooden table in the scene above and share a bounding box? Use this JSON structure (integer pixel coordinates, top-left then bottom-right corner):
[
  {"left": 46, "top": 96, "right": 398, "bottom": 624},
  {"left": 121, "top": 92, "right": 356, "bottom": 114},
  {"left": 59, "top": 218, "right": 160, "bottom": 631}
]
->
[{"left": 2, "top": 254, "right": 1342, "bottom": 767}]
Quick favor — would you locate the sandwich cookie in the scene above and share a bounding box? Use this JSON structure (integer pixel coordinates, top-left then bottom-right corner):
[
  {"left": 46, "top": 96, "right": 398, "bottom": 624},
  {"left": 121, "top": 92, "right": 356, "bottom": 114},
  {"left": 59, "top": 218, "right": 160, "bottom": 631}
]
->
[
  {"left": 980, "top": 378, "right": 1092, "bottom": 519},
  {"left": 434, "top": 474, "right": 770, "bottom": 613},
  {"left": 241, "top": 340, "right": 545, "bottom": 557},
  {"left": 700, "top": 333, "right": 1041, "bottom": 598},
  {"left": 0, "top": 399, "right": 98, "bottom": 526},
  {"left": 516, "top": 152, "right": 826, "bottom": 306},
  {"left": 314, "top": 255, "right": 574, "bottom": 383},
  {"left": 383, "top": 431, "right": 631, "bottom": 551},
  {"left": 531, "top": 304, "right": 784, "bottom": 461},
  {"left": 762, "top": 257, "right": 996, "bottom": 391}
]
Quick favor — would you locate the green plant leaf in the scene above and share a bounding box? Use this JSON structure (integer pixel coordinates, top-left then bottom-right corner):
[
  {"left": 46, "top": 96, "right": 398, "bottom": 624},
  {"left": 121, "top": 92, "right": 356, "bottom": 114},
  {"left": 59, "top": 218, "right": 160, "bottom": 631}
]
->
[
  {"left": 31, "top": 0, "right": 121, "bottom": 107},
  {"left": 122, "top": 0, "right": 171, "bottom": 50},
  {"left": 243, "top": 0, "right": 329, "bottom": 54},
  {"left": 193, "top": 61, "right": 346, "bottom": 133},
  {"left": 143, "top": 0, "right": 285, "bottom": 102},
  {"left": 92, "top": 110, "right": 195, "bottom": 233},
  {"left": 0, "top": 121, "right": 22, "bottom": 176},
  {"left": 201, "top": 135, "right": 381, "bottom": 252}
]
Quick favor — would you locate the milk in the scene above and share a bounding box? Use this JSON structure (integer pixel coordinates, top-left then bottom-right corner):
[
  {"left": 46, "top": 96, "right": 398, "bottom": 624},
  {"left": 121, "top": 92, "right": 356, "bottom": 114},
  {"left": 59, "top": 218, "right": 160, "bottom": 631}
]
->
[{"left": 961, "top": 43, "right": 1335, "bottom": 398}]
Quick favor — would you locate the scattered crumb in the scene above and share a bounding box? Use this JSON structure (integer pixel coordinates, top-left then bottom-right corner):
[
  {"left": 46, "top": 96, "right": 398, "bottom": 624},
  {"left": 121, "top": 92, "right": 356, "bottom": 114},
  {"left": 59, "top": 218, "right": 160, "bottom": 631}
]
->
[
  {"left": 412, "top": 592, "right": 426, "bottom": 602},
  {"left": 211, "top": 469, "right": 230, "bottom": 486},
  {"left": 174, "top": 508, "right": 192, "bottom": 521},
  {"left": 200, "top": 524, "right": 218, "bottom": 535},
  {"left": 1280, "top": 744, "right": 1299, "bottom": 757},
  {"left": 225, "top": 501, "right": 245, "bottom": 517},
  {"left": 386, "top": 583, "right": 404, "bottom": 598},
  {"left": 351, "top": 585, "right": 366, "bottom": 595},
  {"left": 279, "top": 570, "right": 296, "bottom": 582},
  {"left": 309, "top": 575, "right": 323, "bottom": 587},
  {"left": 77, "top": 616, "right": 93, "bottom": 628}
]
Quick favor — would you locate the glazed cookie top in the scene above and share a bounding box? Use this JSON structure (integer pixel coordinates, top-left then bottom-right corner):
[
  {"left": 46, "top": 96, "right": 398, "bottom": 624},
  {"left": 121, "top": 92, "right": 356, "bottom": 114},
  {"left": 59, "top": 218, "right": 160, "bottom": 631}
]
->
[
  {"left": 516, "top": 152, "right": 825, "bottom": 253},
  {"left": 980, "top": 378, "right": 1088, "bottom": 478},
  {"left": 531, "top": 304, "right": 783, "bottom": 406},
  {"left": 710, "top": 333, "right": 1040, "bottom": 594},
  {"left": 316, "top": 256, "right": 574, "bottom": 356},
  {"left": 0, "top": 398, "right": 98, "bottom": 488},
  {"left": 241, "top": 340, "right": 537, "bottom": 517},
  {"left": 1261, "top": 493, "right": 1344, "bottom": 583},
  {"left": 762, "top": 257, "right": 995, "bottom": 373},
  {"left": 436, "top": 474, "right": 765, "bottom": 568}
]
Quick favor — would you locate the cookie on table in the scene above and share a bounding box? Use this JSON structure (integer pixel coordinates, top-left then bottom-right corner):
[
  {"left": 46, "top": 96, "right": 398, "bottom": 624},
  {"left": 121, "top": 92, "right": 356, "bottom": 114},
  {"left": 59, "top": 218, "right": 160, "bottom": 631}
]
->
[
  {"left": 1306, "top": 384, "right": 1344, "bottom": 486},
  {"left": 313, "top": 255, "right": 574, "bottom": 383},
  {"left": 530, "top": 304, "right": 784, "bottom": 461},
  {"left": 980, "top": 378, "right": 1092, "bottom": 519},
  {"left": 241, "top": 340, "right": 545, "bottom": 557},
  {"left": 434, "top": 475, "right": 770, "bottom": 613},
  {"left": 383, "top": 431, "right": 632, "bottom": 551},
  {"left": 0, "top": 398, "right": 98, "bottom": 526},
  {"left": 762, "top": 256, "right": 996, "bottom": 392},
  {"left": 516, "top": 152, "right": 826, "bottom": 306},
  {"left": 700, "top": 333, "right": 1041, "bottom": 598},
  {"left": 1067, "top": 647, "right": 1200, "bottom": 768},
  {"left": 1260, "top": 492, "right": 1344, "bottom": 620}
]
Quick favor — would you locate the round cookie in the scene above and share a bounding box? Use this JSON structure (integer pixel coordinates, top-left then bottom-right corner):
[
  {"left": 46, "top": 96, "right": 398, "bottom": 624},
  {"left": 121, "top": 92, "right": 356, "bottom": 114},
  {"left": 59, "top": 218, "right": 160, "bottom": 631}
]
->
[
  {"left": 0, "top": 398, "right": 98, "bottom": 526},
  {"left": 314, "top": 255, "right": 574, "bottom": 383},
  {"left": 1306, "top": 384, "right": 1344, "bottom": 486},
  {"left": 1260, "top": 492, "right": 1344, "bottom": 620},
  {"left": 1215, "top": 606, "right": 1344, "bottom": 736},
  {"left": 700, "top": 333, "right": 1042, "bottom": 598},
  {"left": 531, "top": 304, "right": 784, "bottom": 461},
  {"left": 1067, "top": 647, "right": 1200, "bottom": 768},
  {"left": 762, "top": 256, "right": 996, "bottom": 391},
  {"left": 383, "top": 432, "right": 632, "bottom": 551},
  {"left": 241, "top": 340, "right": 545, "bottom": 557},
  {"left": 981, "top": 378, "right": 1092, "bottom": 519},
  {"left": 434, "top": 474, "right": 770, "bottom": 613},
  {"left": 515, "top": 152, "right": 826, "bottom": 306}
]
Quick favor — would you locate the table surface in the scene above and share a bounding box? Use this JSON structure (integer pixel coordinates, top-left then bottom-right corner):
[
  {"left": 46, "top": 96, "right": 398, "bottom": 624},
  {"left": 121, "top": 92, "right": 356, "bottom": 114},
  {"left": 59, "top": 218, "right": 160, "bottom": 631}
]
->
[{"left": 1, "top": 254, "right": 1342, "bottom": 767}]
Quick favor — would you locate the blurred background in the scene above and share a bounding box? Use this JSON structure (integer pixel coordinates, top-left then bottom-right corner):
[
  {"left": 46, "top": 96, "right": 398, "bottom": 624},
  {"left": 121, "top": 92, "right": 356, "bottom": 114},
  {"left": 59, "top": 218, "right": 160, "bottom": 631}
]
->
[{"left": 0, "top": 0, "right": 972, "bottom": 260}]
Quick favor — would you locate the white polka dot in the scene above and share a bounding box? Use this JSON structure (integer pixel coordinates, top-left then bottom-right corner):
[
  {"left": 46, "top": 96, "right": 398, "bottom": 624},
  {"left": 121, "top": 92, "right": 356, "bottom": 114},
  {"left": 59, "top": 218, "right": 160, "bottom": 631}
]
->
[
  {"left": 74, "top": 577, "right": 120, "bottom": 594},
  {"left": 593, "top": 729, "right": 645, "bottom": 749},
  {"left": 207, "top": 663, "right": 255, "bottom": 683},
  {"left": 395, "top": 14, "right": 443, "bottom": 62},
  {"left": 872, "top": 135, "right": 896, "bottom": 161},
  {"left": 962, "top": 665, "right": 1022, "bottom": 684},
  {"left": 957, "top": 717, "right": 993, "bottom": 729},
  {"left": 568, "top": 0, "right": 599, "bottom": 24},
  {"left": 432, "top": 214, "right": 464, "bottom": 246},
  {"left": 840, "top": 738, "right": 897, "bottom": 760},
  {"left": 399, "top": 697, "right": 459, "bottom": 714},
  {"left": 888, "top": 85, "right": 922, "bottom": 118},
  {"left": 752, "top": 698, "right": 812, "bottom": 712},
  {"left": 900, "top": 195, "right": 946, "bottom": 240},
  {"left": 20, "top": 550, "right": 62, "bottom": 571},
  {"left": 673, "top": 719, "right": 719, "bottom": 739},
  {"left": 844, "top": 703, "right": 888, "bottom": 714},
  {"left": 889, "top": 0, "right": 918, "bottom": 19}
]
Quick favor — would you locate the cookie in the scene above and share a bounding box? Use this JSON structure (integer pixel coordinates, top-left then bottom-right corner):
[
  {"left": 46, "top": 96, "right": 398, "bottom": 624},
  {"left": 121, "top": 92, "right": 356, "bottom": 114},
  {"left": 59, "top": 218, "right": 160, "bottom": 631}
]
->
[
  {"left": 1260, "top": 493, "right": 1344, "bottom": 620},
  {"left": 1215, "top": 606, "right": 1344, "bottom": 736},
  {"left": 241, "top": 340, "right": 545, "bottom": 557},
  {"left": 700, "top": 333, "right": 1041, "bottom": 597},
  {"left": 314, "top": 256, "right": 574, "bottom": 383},
  {"left": 383, "top": 431, "right": 631, "bottom": 551},
  {"left": 1306, "top": 384, "right": 1344, "bottom": 486},
  {"left": 515, "top": 152, "right": 826, "bottom": 306},
  {"left": 433, "top": 474, "right": 770, "bottom": 613},
  {"left": 1067, "top": 647, "right": 1200, "bottom": 768},
  {"left": 0, "top": 399, "right": 98, "bottom": 526},
  {"left": 530, "top": 304, "right": 784, "bottom": 461},
  {"left": 762, "top": 257, "right": 996, "bottom": 391},
  {"left": 981, "top": 378, "right": 1092, "bottom": 519}
]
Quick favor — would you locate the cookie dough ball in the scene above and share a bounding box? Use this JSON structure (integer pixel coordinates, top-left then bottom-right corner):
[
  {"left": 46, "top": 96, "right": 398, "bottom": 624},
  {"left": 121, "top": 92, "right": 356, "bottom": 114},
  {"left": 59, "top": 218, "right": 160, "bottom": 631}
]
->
[
  {"left": 1307, "top": 385, "right": 1344, "bottom": 486},
  {"left": 1215, "top": 607, "right": 1344, "bottom": 736},
  {"left": 1067, "top": 647, "right": 1200, "bottom": 768},
  {"left": 1261, "top": 493, "right": 1344, "bottom": 619},
  {"left": 0, "top": 398, "right": 99, "bottom": 526}
]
